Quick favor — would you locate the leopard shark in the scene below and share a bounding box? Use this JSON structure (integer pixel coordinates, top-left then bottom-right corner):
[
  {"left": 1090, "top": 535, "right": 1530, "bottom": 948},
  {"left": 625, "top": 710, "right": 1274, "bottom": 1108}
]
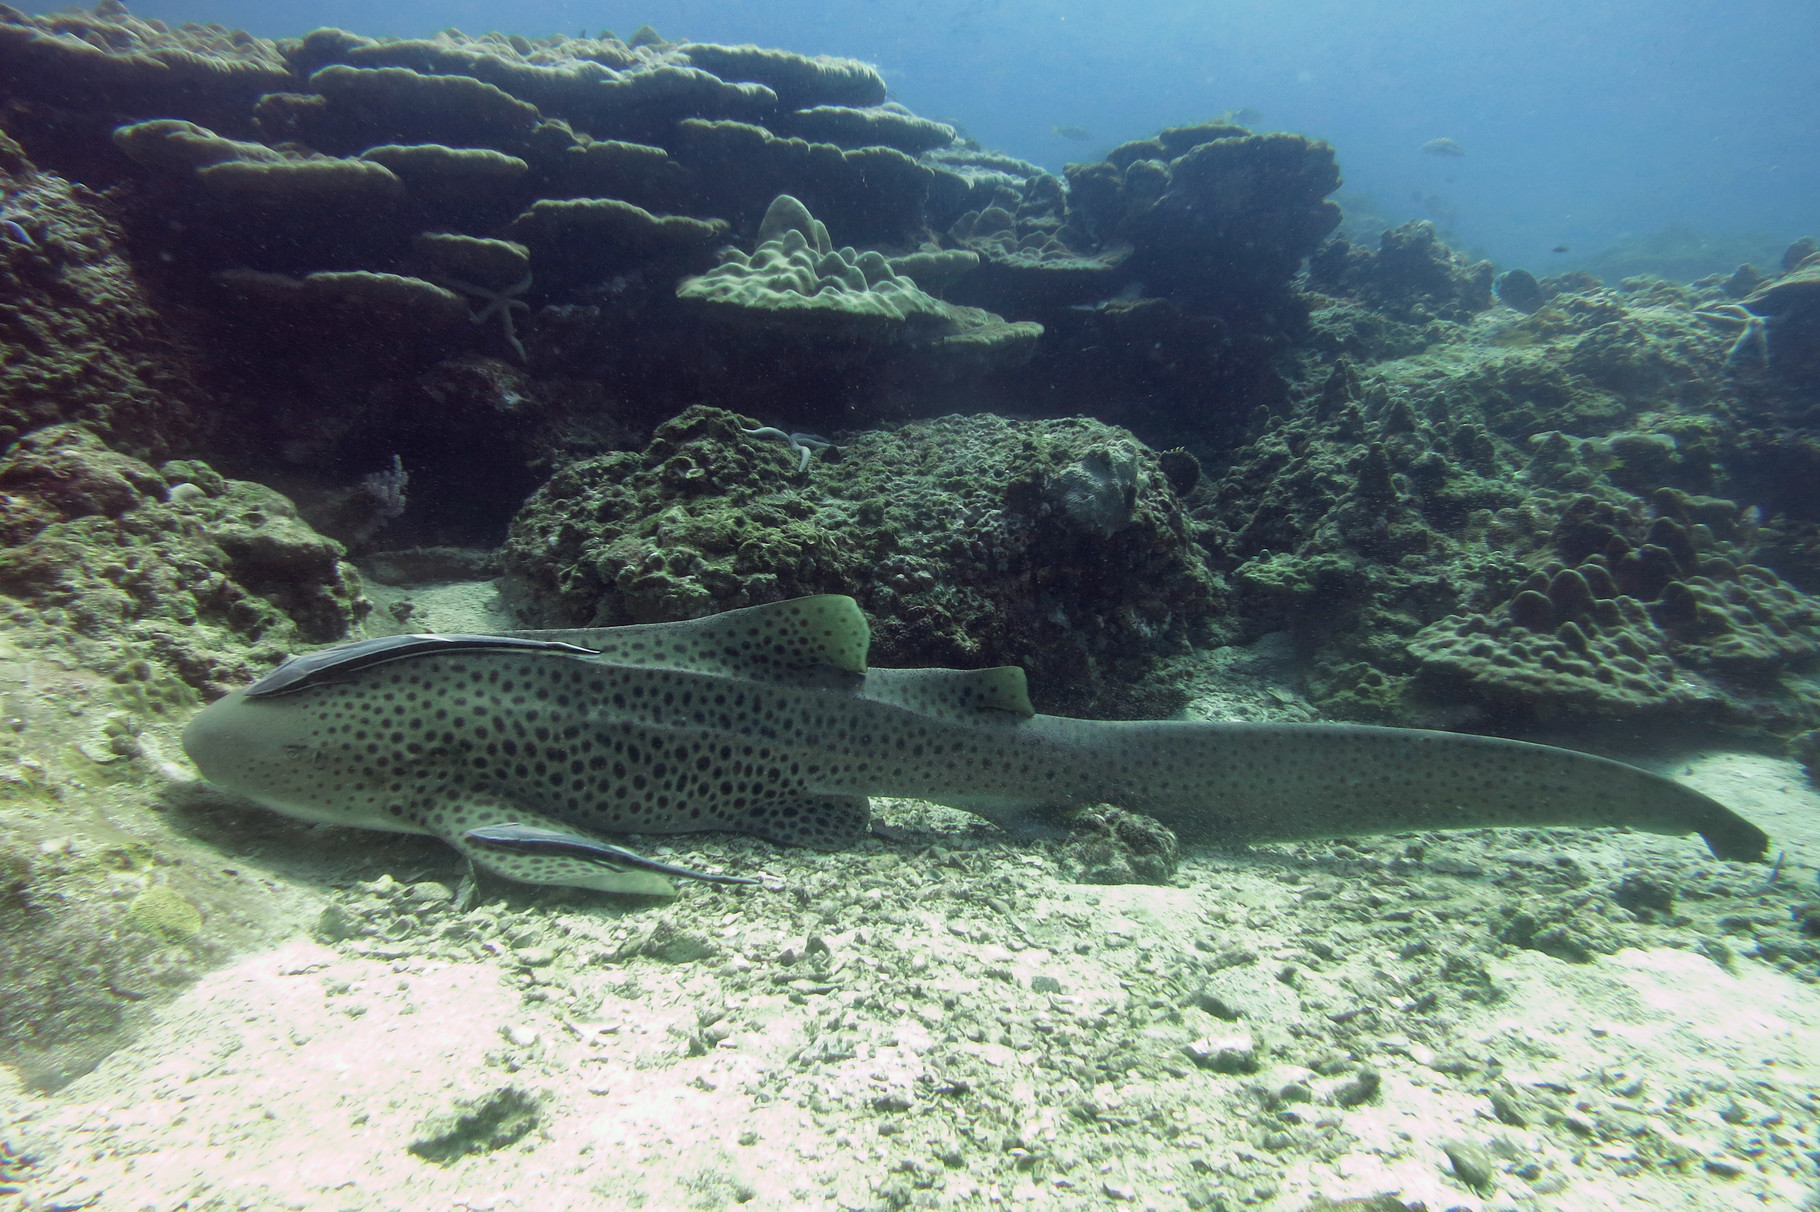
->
[{"left": 182, "top": 595, "right": 1769, "bottom": 895}]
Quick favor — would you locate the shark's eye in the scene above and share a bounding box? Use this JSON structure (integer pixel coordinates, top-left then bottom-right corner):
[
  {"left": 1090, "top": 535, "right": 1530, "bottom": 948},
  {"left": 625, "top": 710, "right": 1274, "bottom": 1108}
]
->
[{"left": 282, "top": 743, "right": 314, "bottom": 761}]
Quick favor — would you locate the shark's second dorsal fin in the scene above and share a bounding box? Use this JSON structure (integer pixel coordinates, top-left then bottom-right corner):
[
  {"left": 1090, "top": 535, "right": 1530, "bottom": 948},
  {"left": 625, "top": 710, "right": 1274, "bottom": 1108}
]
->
[
  {"left": 508, "top": 595, "right": 871, "bottom": 682},
  {"left": 861, "top": 666, "right": 1035, "bottom": 721}
]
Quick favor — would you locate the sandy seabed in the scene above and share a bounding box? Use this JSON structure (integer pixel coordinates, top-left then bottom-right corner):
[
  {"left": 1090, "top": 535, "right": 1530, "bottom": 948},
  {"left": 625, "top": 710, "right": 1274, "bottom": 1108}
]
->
[{"left": 1, "top": 745, "right": 1815, "bottom": 1212}]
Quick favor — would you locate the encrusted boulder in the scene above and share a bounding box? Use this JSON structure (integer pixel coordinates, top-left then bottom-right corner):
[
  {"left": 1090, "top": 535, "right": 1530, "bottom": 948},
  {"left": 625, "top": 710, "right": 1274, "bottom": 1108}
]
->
[
  {"left": 502, "top": 406, "right": 1221, "bottom": 716},
  {"left": 1308, "top": 220, "right": 1496, "bottom": 323},
  {"left": 0, "top": 425, "right": 368, "bottom": 696}
]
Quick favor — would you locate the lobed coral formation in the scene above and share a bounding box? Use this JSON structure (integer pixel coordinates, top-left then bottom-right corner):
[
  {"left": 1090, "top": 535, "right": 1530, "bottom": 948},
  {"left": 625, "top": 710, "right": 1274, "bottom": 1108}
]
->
[{"left": 672, "top": 194, "right": 1040, "bottom": 416}]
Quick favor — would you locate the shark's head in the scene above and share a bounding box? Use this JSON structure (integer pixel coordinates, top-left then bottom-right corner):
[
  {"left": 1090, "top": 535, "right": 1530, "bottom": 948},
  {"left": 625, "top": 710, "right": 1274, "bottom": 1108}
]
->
[{"left": 181, "top": 687, "right": 426, "bottom": 833}]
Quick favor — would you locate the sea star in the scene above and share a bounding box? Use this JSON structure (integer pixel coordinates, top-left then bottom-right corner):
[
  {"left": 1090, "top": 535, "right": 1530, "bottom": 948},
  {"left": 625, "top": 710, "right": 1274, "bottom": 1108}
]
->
[
  {"left": 440, "top": 272, "right": 532, "bottom": 363},
  {"left": 1695, "top": 303, "right": 1770, "bottom": 369},
  {"left": 742, "top": 426, "right": 834, "bottom": 473}
]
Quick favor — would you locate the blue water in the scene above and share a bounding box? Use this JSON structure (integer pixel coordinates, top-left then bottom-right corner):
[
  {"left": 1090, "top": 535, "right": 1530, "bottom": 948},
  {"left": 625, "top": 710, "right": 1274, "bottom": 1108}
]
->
[{"left": 40, "top": 0, "right": 1820, "bottom": 273}]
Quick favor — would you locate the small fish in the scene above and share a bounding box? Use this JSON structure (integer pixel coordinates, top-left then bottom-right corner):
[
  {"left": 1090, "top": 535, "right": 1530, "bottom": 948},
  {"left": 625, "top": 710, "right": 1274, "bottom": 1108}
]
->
[
  {"left": 1552, "top": 245, "right": 1570, "bottom": 253},
  {"left": 183, "top": 597, "right": 1770, "bottom": 895},
  {"left": 1422, "top": 137, "right": 1465, "bottom": 157},
  {"left": 1052, "top": 124, "right": 1092, "bottom": 141},
  {"left": 1224, "top": 107, "right": 1264, "bottom": 127}
]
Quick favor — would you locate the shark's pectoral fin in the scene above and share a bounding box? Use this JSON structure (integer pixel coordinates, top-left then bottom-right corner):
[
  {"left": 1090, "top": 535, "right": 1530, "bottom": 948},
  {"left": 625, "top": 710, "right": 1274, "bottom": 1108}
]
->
[
  {"left": 742, "top": 795, "right": 871, "bottom": 850},
  {"left": 440, "top": 809, "right": 757, "bottom": 896}
]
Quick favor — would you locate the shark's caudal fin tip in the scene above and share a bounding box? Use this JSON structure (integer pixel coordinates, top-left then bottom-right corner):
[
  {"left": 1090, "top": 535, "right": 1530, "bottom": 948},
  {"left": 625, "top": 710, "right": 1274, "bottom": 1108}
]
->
[{"left": 1700, "top": 815, "right": 1771, "bottom": 864}]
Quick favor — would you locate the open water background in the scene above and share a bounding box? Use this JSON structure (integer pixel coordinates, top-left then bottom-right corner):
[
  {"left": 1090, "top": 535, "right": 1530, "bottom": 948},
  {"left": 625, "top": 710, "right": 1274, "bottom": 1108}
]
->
[{"left": 26, "top": 0, "right": 1820, "bottom": 274}]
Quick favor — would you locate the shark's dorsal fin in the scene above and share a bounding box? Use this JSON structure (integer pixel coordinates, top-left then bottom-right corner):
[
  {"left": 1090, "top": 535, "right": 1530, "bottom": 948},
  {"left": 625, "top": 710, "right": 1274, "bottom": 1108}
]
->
[
  {"left": 861, "top": 665, "right": 1035, "bottom": 721},
  {"left": 508, "top": 595, "right": 870, "bottom": 681}
]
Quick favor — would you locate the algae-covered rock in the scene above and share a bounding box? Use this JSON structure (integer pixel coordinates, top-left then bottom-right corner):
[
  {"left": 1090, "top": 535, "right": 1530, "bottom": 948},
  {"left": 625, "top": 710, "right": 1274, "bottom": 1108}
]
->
[
  {"left": 409, "top": 1085, "right": 546, "bottom": 1163},
  {"left": 213, "top": 267, "right": 471, "bottom": 369},
  {"left": 115, "top": 117, "right": 409, "bottom": 205},
  {"left": 671, "top": 194, "right": 1040, "bottom": 417},
  {"left": 670, "top": 119, "right": 932, "bottom": 245},
  {"left": 1059, "top": 806, "right": 1180, "bottom": 885},
  {"left": 944, "top": 176, "right": 1123, "bottom": 312},
  {"left": 0, "top": 132, "right": 206, "bottom": 457},
  {"left": 295, "top": 64, "right": 543, "bottom": 155},
  {"left": 783, "top": 104, "right": 956, "bottom": 155},
  {"left": 1200, "top": 263, "right": 1820, "bottom": 735},
  {"left": 0, "top": 834, "right": 220, "bottom": 1090},
  {"left": 0, "top": 5, "right": 290, "bottom": 165},
  {"left": 503, "top": 405, "right": 1219, "bottom": 716},
  {"left": 679, "top": 195, "right": 953, "bottom": 334},
  {"left": 0, "top": 424, "right": 368, "bottom": 696},
  {"left": 1742, "top": 257, "right": 1820, "bottom": 386},
  {"left": 553, "top": 137, "right": 693, "bottom": 210},
  {"left": 1307, "top": 219, "right": 1496, "bottom": 323},
  {"left": 127, "top": 885, "right": 204, "bottom": 940},
  {"left": 1409, "top": 500, "right": 1820, "bottom": 725}
]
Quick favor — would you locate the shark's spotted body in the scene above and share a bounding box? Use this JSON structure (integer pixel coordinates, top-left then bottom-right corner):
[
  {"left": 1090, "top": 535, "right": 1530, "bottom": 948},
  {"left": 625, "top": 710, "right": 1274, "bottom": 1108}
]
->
[{"left": 183, "top": 596, "right": 1769, "bottom": 894}]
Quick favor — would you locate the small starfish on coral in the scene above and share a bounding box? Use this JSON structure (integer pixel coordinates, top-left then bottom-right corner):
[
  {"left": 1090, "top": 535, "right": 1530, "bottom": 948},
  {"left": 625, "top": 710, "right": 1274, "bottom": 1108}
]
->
[
  {"left": 742, "top": 426, "right": 834, "bottom": 473},
  {"left": 1695, "top": 303, "right": 1770, "bottom": 370},
  {"left": 439, "top": 272, "right": 532, "bottom": 363}
]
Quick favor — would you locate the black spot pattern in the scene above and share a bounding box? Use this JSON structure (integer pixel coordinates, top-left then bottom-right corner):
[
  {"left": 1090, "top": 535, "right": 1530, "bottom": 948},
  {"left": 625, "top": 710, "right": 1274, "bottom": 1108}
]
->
[{"left": 203, "top": 593, "right": 1761, "bottom": 866}]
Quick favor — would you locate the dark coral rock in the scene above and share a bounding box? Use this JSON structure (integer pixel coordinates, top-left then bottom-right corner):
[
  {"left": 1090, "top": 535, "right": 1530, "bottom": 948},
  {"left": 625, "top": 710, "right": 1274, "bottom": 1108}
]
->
[
  {"left": 1065, "top": 127, "right": 1340, "bottom": 322},
  {"left": 1494, "top": 268, "right": 1546, "bottom": 314},
  {"left": 1060, "top": 805, "right": 1180, "bottom": 885},
  {"left": 1308, "top": 220, "right": 1494, "bottom": 323},
  {"left": 502, "top": 406, "right": 1221, "bottom": 716},
  {"left": 1742, "top": 259, "right": 1820, "bottom": 387},
  {"left": 0, "top": 3, "right": 291, "bottom": 178}
]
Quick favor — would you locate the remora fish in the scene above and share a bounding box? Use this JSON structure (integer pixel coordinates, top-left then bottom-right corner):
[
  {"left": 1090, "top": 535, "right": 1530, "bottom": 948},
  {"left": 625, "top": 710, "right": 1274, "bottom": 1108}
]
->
[{"left": 182, "top": 596, "right": 1768, "bottom": 894}]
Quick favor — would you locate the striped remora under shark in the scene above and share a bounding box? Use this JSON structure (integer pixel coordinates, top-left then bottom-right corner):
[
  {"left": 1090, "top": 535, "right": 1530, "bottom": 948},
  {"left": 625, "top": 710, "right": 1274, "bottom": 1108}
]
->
[{"left": 182, "top": 595, "right": 1769, "bottom": 895}]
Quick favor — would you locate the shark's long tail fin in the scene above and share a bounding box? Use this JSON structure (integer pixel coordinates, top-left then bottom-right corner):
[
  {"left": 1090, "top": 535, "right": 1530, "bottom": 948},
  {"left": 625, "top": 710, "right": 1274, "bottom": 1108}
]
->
[{"left": 1025, "top": 717, "right": 1769, "bottom": 862}]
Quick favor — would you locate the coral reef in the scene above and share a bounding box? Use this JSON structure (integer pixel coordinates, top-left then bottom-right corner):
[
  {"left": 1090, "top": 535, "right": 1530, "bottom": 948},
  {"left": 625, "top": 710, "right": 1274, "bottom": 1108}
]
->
[
  {"left": 502, "top": 406, "right": 1222, "bottom": 716},
  {"left": 0, "top": 8, "right": 1370, "bottom": 543},
  {"left": 1204, "top": 266, "right": 1820, "bottom": 734},
  {"left": 0, "top": 2, "right": 1812, "bottom": 750}
]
